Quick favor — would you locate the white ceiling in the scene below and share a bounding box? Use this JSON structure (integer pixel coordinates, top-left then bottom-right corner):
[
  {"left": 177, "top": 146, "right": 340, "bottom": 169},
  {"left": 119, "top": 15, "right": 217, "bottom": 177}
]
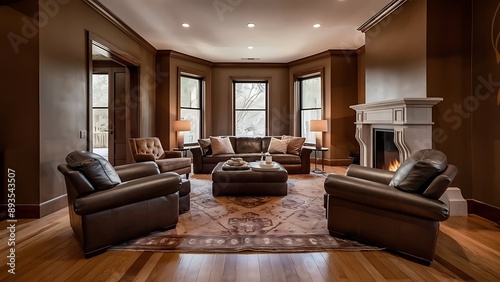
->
[{"left": 98, "top": 0, "right": 392, "bottom": 63}]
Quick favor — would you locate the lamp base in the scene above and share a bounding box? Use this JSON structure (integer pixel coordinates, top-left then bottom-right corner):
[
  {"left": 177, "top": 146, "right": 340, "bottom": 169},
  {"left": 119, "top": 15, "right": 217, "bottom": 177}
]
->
[
  {"left": 315, "top": 133, "right": 322, "bottom": 150},
  {"left": 177, "top": 133, "right": 185, "bottom": 149}
]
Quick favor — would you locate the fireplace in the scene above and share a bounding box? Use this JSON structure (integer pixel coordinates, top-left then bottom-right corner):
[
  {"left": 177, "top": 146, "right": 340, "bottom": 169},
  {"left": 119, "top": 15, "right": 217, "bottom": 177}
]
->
[
  {"left": 373, "top": 129, "right": 400, "bottom": 171},
  {"left": 350, "top": 98, "right": 443, "bottom": 168}
]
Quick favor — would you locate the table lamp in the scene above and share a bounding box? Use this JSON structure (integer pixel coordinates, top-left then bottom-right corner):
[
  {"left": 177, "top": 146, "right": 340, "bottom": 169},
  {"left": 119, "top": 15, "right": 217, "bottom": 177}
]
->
[
  {"left": 173, "top": 120, "right": 191, "bottom": 149},
  {"left": 310, "top": 120, "right": 328, "bottom": 150}
]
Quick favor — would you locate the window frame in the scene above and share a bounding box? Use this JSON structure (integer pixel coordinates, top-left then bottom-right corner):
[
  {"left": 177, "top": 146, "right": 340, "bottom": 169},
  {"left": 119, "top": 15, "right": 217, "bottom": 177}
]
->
[
  {"left": 178, "top": 71, "right": 204, "bottom": 146},
  {"left": 294, "top": 69, "right": 324, "bottom": 144},
  {"left": 232, "top": 80, "right": 269, "bottom": 137}
]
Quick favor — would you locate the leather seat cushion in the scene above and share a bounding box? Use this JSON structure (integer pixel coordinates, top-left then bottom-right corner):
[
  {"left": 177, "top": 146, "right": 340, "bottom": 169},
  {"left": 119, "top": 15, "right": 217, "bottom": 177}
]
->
[
  {"left": 156, "top": 158, "right": 191, "bottom": 172},
  {"left": 271, "top": 154, "right": 301, "bottom": 164},
  {"left": 389, "top": 149, "right": 448, "bottom": 193}
]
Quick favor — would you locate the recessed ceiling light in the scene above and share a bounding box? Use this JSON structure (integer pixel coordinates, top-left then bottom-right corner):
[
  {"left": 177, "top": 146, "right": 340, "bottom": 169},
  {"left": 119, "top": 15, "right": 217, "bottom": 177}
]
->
[
  {"left": 247, "top": 23, "right": 255, "bottom": 28},
  {"left": 248, "top": 46, "right": 254, "bottom": 49},
  {"left": 182, "top": 23, "right": 190, "bottom": 28},
  {"left": 313, "top": 24, "right": 321, "bottom": 28}
]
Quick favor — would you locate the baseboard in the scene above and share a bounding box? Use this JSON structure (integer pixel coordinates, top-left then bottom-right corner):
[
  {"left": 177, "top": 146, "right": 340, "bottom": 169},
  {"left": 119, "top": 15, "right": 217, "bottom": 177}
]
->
[
  {"left": 467, "top": 199, "right": 500, "bottom": 224},
  {"left": 0, "top": 194, "right": 67, "bottom": 219},
  {"left": 40, "top": 194, "right": 67, "bottom": 217}
]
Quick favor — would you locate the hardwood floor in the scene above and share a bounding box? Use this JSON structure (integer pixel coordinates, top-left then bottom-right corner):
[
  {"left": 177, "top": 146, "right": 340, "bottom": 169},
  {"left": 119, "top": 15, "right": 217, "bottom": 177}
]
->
[{"left": 1, "top": 166, "right": 499, "bottom": 281}]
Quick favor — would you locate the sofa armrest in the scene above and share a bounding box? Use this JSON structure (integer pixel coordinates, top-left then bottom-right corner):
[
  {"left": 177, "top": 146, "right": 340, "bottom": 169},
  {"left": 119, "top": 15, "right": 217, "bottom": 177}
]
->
[
  {"left": 300, "top": 146, "right": 313, "bottom": 173},
  {"left": 190, "top": 147, "right": 204, "bottom": 173},
  {"left": 114, "top": 162, "right": 160, "bottom": 182},
  {"left": 74, "top": 172, "right": 181, "bottom": 215},
  {"left": 325, "top": 174, "right": 449, "bottom": 221},
  {"left": 346, "top": 164, "right": 394, "bottom": 185},
  {"left": 133, "top": 153, "right": 156, "bottom": 162}
]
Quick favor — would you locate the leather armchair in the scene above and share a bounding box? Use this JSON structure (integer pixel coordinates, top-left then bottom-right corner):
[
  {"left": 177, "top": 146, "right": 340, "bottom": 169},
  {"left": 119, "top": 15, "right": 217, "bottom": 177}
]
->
[
  {"left": 324, "top": 149, "right": 458, "bottom": 265},
  {"left": 129, "top": 137, "right": 191, "bottom": 178},
  {"left": 58, "top": 151, "right": 180, "bottom": 258}
]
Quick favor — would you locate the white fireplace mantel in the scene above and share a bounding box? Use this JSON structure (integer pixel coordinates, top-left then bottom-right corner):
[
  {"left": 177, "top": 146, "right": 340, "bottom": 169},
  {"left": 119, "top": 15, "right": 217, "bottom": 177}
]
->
[{"left": 350, "top": 98, "right": 443, "bottom": 167}]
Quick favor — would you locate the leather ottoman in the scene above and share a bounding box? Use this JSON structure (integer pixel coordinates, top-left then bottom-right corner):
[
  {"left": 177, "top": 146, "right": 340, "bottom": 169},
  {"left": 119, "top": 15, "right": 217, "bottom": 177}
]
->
[{"left": 211, "top": 162, "right": 288, "bottom": 196}]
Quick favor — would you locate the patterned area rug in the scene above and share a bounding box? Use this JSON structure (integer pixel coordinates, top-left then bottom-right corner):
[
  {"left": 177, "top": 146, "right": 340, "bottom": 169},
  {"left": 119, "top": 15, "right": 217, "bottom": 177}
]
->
[{"left": 112, "top": 173, "right": 381, "bottom": 252}]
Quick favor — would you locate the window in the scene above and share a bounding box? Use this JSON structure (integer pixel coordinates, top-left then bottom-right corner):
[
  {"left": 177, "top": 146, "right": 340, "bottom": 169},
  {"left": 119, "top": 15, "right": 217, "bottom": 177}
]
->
[
  {"left": 180, "top": 75, "right": 202, "bottom": 144},
  {"left": 233, "top": 81, "right": 268, "bottom": 136},
  {"left": 299, "top": 75, "right": 322, "bottom": 143}
]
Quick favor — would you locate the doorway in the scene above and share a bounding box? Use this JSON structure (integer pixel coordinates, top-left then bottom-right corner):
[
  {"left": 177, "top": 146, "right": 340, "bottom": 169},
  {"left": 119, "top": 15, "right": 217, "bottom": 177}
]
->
[{"left": 88, "top": 32, "right": 140, "bottom": 165}]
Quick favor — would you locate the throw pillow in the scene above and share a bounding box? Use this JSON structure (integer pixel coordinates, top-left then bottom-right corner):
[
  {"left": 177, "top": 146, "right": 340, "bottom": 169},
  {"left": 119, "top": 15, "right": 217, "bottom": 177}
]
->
[
  {"left": 268, "top": 137, "right": 288, "bottom": 154},
  {"left": 198, "top": 138, "right": 212, "bottom": 156},
  {"left": 210, "top": 137, "right": 235, "bottom": 155},
  {"left": 389, "top": 149, "right": 448, "bottom": 193},
  {"left": 66, "top": 151, "right": 121, "bottom": 191},
  {"left": 282, "top": 136, "right": 305, "bottom": 155}
]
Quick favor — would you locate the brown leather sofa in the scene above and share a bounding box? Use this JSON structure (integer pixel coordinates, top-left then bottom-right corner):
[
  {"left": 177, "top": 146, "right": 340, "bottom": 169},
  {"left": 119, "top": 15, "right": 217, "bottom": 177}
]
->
[
  {"left": 129, "top": 137, "right": 191, "bottom": 178},
  {"left": 191, "top": 136, "right": 313, "bottom": 174},
  {"left": 58, "top": 151, "right": 181, "bottom": 258},
  {"left": 324, "top": 149, "right": 458, "bottom": 265}
]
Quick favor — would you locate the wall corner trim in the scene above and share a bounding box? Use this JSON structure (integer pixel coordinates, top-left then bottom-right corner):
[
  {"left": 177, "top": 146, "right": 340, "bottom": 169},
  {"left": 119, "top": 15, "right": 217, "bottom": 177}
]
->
[
  {"left": 83, "top": 0, "right": 157, "bottom": 54},
  {"left": 358, "top": 0, "right": 407, "bottom": 33}
]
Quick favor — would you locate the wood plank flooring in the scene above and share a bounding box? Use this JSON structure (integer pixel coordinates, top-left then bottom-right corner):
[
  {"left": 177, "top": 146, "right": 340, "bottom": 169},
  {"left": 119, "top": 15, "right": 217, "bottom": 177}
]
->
[{"left": 1, "top": 165, "right": 499, "bottom": 281}]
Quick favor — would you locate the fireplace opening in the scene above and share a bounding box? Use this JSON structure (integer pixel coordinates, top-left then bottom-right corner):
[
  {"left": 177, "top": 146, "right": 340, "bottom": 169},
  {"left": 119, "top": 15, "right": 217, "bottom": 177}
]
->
[{"left": 373, "top": 129, "right": 400, "bottom": 171}]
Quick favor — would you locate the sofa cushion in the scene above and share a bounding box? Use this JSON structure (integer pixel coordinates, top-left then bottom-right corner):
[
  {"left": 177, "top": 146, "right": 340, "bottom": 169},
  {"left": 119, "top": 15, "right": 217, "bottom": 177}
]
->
[
  {"left": 268, "top": 137, "right": 288, "bottom": 154},
  {"left": 282, "top": 136, "right": 306, "bottom": 155},
  {"left": 210, "top": 137, "right": 235, "bottom": 155},
  {"left": 198, "top": 138, "right": 212, "bottom": 156},
  {"left": 389, "top": 149, "right": 448, "bottom": 193},
  {"left": 271, "top": 154, "right": 302, "bottom": 164},
  {"left": 66, "top": 151, "right": 121, "bottom": 191},
  {"left": 236, "top": 137, "right": 262, "bottom": 153},
  {"left": 155, "top": 158, "right": 191, "bottom": 172}
]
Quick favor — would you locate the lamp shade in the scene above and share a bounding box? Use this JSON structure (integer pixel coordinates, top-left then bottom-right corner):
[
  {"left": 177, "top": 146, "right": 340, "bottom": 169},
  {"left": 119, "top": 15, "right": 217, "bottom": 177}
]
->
[
  {"left": 173, "top": 120, "right": 191, "bottom": 132},
  {"left": 310, "top": 120, "right": 328, "bottom": 132}
]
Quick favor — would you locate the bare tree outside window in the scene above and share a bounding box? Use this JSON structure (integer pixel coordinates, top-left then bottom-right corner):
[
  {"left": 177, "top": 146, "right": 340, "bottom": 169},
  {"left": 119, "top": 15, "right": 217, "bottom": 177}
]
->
[
  {"left": 180, "top": 75, "right": 202, "bottom": 143},
  {"left": 300, "top": 76, "right": 322, "bottom": 143},
  {"left": 234, "top": 82, "right": 267, "bottom": 136}
]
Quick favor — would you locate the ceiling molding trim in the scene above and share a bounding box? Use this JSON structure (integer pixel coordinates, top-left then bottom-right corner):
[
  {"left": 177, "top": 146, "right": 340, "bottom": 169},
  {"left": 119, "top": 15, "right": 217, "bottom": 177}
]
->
[
  {"left": 169, "top": 51, "right": 213, "bottom": 67},
  {"left": 357, "top": 45, "right": 366, "bottom": 55},
  {"left": 288, "top": 51, "right": 331, "bottom": 67},
  {"left": 83, "top": 0, "right": 156, "bottom": 54},
  {"left": 213, "top": 63, "right": 288, "bottom": 68},
  {"left": 357, "top": 0, "right": 407, "bottom": 33}
]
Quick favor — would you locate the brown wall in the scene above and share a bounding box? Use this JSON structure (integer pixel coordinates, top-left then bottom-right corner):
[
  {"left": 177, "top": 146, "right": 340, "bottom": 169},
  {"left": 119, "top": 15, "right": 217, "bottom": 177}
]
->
[
  {"left": 365, "top": 0, "right": 427, "bottom": 103},
  {"left": 427, "top": 0, "right": 473, "bottom": 198},
  {"left": 330, "top": 53, "right": 359, "bottom": 160},
  {"left": 357, "top": 47, "right": 366, "bottom": 104},
  {"left": 1, "top": 0, "right": 157, "bottom": 218},
  {"left": 1, "top": 1, "right": 40, "bottom": 218},
  {"left": 471, "top": 0, "right": 500, "bottom": 207}
]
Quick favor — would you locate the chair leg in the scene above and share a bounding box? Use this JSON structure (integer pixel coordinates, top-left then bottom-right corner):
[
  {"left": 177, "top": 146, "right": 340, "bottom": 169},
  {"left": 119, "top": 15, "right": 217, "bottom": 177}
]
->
[{"left": 186, "top": 173, "right": 189, "bottom": 179}]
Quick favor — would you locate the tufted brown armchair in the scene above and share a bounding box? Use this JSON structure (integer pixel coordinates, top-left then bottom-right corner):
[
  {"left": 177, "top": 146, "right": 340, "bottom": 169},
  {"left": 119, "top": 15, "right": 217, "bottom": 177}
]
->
[{"left": 128, "top": 137, "right": 191, "bottom": 178}]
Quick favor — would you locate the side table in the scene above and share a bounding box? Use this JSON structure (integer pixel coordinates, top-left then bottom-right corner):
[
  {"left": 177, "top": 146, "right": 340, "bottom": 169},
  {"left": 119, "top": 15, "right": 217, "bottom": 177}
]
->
[{"left": 304, "top": 146, "right": 329, "bottom": 174}]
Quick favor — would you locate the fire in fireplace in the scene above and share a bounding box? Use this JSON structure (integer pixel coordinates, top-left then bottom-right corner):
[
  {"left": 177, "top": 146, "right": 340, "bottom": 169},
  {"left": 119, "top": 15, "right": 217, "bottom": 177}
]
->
[{"left": 373, "top": 129, "right": 400, "bottom": 171}]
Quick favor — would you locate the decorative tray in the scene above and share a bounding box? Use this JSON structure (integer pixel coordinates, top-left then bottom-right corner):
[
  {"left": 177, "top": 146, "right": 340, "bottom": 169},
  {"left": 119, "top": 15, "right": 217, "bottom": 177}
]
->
[
  {"left": 222, "top": 161, "right": 250, "bottom": 170},
  {"left": 248, "top": 161, "right": 281, "bottom": 171}
]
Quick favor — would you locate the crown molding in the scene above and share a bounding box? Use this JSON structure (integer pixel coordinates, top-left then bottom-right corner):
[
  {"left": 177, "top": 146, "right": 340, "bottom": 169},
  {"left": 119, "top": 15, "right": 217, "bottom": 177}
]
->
[
  {"left": 83, "top": 0, "right": 156, "bottom": 54},
  {"left": 357, "top": 45, "right": 366, "bottom": 55},
  {"left": 157, "top": 50, "right": 213, "bottom": 66},
  {"left": 213, "top": 62, "right": 288, "bottom": 68},
  {"left": 358, "top": 0, "right": 407, "bottom": 33},
  {"left": 288, "top": 51, "right": 331, "bottom": 66}
]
